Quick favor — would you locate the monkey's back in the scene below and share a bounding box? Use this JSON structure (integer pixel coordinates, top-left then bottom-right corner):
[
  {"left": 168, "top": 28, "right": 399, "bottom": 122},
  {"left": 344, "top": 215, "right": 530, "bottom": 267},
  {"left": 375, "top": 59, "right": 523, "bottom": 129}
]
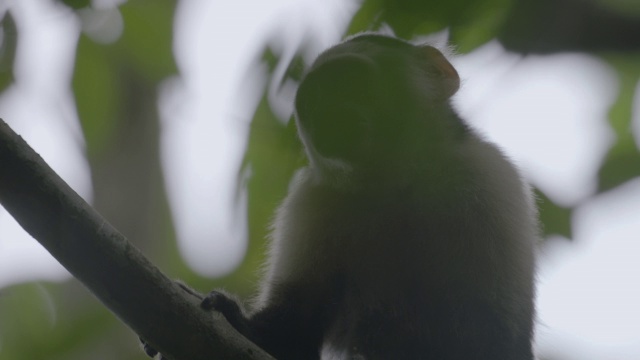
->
[{"left": 260, "top": 133, "right": 537, "bottom": 360}]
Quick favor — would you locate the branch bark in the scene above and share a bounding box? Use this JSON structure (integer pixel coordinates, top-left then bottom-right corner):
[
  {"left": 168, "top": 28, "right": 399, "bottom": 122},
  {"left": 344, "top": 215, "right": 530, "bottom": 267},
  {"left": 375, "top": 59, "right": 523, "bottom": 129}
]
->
[{"left": 0, "top": 118, "right": 274, "bottom": 360}]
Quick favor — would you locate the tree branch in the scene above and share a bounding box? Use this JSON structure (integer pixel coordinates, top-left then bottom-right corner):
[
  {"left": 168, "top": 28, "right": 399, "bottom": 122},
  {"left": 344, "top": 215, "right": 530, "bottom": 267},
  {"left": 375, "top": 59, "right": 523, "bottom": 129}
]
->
[{"left": 0, "top": 118, "right": 274, "bottom": 360}]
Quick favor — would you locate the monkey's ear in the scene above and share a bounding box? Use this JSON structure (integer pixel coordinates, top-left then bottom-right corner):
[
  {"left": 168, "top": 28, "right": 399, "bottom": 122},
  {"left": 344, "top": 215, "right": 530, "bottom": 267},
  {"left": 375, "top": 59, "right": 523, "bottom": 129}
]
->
[{"left": 418, "top": 45, "right": 460, "bottom": 99}]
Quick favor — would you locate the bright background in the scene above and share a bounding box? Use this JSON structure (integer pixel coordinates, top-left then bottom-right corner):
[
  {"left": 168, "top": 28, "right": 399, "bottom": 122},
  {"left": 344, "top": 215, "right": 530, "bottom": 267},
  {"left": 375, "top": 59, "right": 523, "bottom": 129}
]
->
[{"left": 1, "top": 0, "right": 639, "bottom": 359}]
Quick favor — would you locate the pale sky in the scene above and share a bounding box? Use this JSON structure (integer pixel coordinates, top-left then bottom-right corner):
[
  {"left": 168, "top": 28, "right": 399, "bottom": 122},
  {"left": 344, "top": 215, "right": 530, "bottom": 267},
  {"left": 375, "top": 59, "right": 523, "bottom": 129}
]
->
[{"left": 0, "top": 0, "right": 639, "bottom": 359}]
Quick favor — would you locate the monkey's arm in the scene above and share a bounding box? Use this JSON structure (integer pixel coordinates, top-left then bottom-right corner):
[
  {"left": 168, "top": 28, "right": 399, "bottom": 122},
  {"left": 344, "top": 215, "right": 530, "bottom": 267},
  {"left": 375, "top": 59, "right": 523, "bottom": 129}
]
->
[{"left": 202, "top": 281, "right": 335, "bottom": 360}]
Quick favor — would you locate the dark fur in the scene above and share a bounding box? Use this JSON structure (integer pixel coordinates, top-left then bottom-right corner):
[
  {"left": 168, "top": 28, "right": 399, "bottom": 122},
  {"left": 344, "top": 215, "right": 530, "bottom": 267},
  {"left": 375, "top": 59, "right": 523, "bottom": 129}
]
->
[{"left": 205, "top": 34, "right": 537, "bottom": 360}]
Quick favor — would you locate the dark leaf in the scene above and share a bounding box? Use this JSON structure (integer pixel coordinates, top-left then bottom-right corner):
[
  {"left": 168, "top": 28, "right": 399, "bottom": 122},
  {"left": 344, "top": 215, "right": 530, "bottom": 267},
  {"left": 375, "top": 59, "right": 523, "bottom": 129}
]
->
[
  {"left": 0, "top": 11, "right": 17, "bottom": 92},
  {"left": 535, "top": 189, "right": 573, "bottom": 239},
  {"left": 499, "top": 0, "right": 640, "bottom": 53},
  {"left": 598, "top": 54, "right": 640, "bottom": 192},
  {"left": 58, "top": 0, "right": 91, "bottom": 10}
]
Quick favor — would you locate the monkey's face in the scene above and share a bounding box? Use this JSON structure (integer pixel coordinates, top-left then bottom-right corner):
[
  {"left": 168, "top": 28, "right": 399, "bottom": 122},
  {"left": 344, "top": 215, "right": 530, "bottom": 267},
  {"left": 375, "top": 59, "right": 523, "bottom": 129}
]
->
[{"left": 294, "top": 34, "right": 460, "bottom": 183}]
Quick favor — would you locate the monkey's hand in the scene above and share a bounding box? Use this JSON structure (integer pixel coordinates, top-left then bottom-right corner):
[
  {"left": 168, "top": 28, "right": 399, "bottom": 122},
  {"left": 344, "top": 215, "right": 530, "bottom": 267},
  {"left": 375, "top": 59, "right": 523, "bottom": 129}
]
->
[
  {"left": 201, "top": 290, "right": 252, "bottom": 338},
  {"left": 138, "top": 287, "right": 255, "bottom": 358}
]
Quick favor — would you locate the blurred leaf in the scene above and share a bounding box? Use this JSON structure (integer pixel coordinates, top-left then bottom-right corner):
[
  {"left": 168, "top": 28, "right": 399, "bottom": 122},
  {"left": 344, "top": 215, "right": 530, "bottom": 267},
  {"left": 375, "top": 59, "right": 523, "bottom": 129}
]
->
[
  {"left": 535, "top": 189, "right": 573, "bottom": 239},
  {"left": 0, "top": 284, "right": 58, "bottom": 359},
  {"left": 73, "top": 0, "right": 178, "bottom": 158},
  {"left": 73, "top": 36, "right": 120, "bottom": 156},
  {"left": 261, "top": 46, "right": 279, "bottom": 74},
  {"left": 598, "top": 151, "right": 640, "bottom": 192},
  {"left": 448, "top": 0, "right": 512, "bottom": 53},
  {"left": 347, "top": 0, "right": 384, "bottom": 34},
  {"left": 0, "top": 11, "right": 17, "bottom": 92},
  {"left": 118, "top": 0, "right": 178, "bottom": 81},
  {"left": 347, "top": 0, "right": 512, "bottom": 52},
  {"left": 283, "top": 53, "right": 307, "bottom": 84},
  {"left": 597, "top": 54, "right": 640, "bottom": 192},
  {"left": 57, "top": 0, "right": 91, "bottom": 10},
  {"left": 499, "top": 0, "right": 640, "bottom": 53},
  {"left": 594, "top": 0, "right": 640, "bottom": 16},
  {"left": 0, "top": 282, "right": 143, "bottom": 360}
]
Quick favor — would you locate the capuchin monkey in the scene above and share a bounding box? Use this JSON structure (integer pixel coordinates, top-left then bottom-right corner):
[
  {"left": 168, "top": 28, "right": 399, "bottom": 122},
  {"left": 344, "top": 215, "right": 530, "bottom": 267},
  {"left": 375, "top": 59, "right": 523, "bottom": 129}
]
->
[{"left": 145, "top": 33, "right": 538, "bottom": 360}]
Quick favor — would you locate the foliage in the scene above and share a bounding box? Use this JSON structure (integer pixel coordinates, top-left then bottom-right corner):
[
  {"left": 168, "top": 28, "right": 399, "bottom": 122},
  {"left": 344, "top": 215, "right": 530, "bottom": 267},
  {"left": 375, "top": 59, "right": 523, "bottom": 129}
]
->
[
  {"left": 0, "top": 12, "right": 16, "bottom": 93},
  {"left": 598, "top": 54, "right": 640, "bottom": 192},
  {"left": 0, "top": 0, "right": 639, "bottom": 358}
]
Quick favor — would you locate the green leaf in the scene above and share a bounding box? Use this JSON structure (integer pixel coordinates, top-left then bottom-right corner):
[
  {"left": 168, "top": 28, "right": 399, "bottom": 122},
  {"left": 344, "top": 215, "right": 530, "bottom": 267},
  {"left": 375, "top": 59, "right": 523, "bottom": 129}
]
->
[
  {"left": 347, "top": 0, "right": 512, "bottom": 51},
  {"left": 72, "top": 0, "right": 178, "bottom": 156},
  {"left": 594, "top": 0, "right": 640, "bottom": 17},
  {"left": 498, "top": 0, "right": 640, "bottom": 53},
  {"left": 72, "top": 36, "right": 120, "bottom": 156},
  {"left": 597, "top": 54, "right": 640, "bottom": 192},
  {"left": 118, "top": 0, "right": 178, "bottom": 81},
  {"left": 0, "top": 284, "right": 58, "bottom": 359},
  {"left": 0, "top": 11, "right": 17, "bottom": 92},
  {"left": 0, "top": 283, "right": 139, "bottom": 359},
  {"left": 58, "top": 0, "right": 91, "bottom": 10},
  {"left": 347, "top": 0, "right": 385, "bottom": 34},
  {"left": 535, "top": 189, "right": 573, "bottom": 239},
  {"left": 449, "top": 0, "right": 513, "bottom": 53}
]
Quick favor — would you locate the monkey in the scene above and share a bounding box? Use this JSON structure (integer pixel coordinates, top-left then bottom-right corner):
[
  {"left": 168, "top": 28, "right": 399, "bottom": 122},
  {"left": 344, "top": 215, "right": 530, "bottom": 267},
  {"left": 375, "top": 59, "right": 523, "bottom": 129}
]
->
[{"left": 144, "top": 33, "right": 538, "bottom": 360}]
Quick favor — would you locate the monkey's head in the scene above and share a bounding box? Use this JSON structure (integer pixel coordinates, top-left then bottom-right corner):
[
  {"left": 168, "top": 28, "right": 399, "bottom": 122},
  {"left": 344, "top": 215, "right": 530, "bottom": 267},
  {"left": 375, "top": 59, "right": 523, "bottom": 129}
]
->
[{"left": 294, "top": 34, "right": 464, "bottom": 188}]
